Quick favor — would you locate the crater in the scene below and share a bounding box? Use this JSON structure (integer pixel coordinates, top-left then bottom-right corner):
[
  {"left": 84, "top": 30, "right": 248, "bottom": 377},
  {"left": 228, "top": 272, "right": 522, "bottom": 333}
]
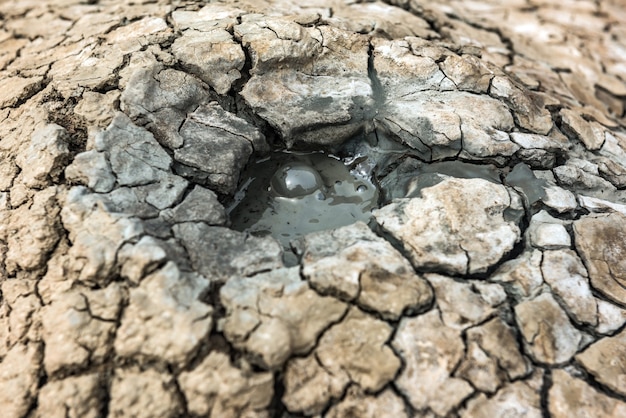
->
[{"left": 228, "top": 150, "right": 380, "bottom": 247}]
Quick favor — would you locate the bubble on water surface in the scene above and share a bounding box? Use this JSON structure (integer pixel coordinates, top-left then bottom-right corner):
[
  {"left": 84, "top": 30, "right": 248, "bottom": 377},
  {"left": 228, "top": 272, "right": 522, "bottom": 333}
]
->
[{"left": 270, "top": 163, "right": 324, "bottom": 198}]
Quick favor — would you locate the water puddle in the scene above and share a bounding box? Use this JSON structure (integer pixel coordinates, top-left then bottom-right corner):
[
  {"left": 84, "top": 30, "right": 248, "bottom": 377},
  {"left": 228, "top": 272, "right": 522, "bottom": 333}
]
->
[
  {"left": 228, "top": 151, "right": 380, "bottom": 247},
  {"left": 379, "top": 157, "right": 503, "bottom": 201}
]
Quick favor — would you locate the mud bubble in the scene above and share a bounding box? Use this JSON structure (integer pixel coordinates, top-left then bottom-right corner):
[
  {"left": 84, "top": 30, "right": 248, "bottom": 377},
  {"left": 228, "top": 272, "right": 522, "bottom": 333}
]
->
[{"left": 228, "top": 151, "right": 380, "bottom": 247}]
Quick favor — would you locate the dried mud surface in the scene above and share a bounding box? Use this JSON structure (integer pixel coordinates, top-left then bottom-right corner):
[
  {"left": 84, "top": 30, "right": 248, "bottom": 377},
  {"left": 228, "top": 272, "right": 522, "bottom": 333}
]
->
[{"left": 1, "top": 0, "right": 626, "bottom": 417}]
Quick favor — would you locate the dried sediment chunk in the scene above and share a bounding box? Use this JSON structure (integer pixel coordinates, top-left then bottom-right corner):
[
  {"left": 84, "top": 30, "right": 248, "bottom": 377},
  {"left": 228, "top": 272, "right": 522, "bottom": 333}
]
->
[
  {"left": 491, "top": 249, "right": 544, "bottom": 302},
  {"left": 392, "top": 309, "right": 474, "bottom": 416},
  {"left": 220, "top": 267, "right": 347, "bottom": 370},
  {"left": 15, "top": 124, "right": 70, "bottom": 189},
  {"left": 121, "top": 65, "right": 212, "bottom": 149},
  {"left": 490, "top": 76, "right": 553, "bottom": 135},
  {"left": 574, "top": 212, "right": 626, "bottom": 303},
  {"left": 541, "top": 250, "right": 597, "bottom": 326},
  {"left": 515, "top": 292, "right": 582, "bottom": 365},
  {"left": 576, "top": 327, "right": 626, "bottom": 397},
  {"left": 301, "top": 222, "right": 433, "bottom": 320},
  {"left": 238, "top": 19, "right": 373, "bottom": 147},
  {"left": 41, "top": 286, "right": 123, "bottom": 375},
  {"left": 5, "top": 187, "right": 62, "bottom": 273},
  {"left": 282, "top": 307, "right": 400, "bottom": 415},
  {"left": 36, "top": 374, "right": 103, "bottom": 418},
  {"left": 426, "top": 274, "right": 507, "bottom": 329},
  {"left": 61, "top": 187, "right": 143, "bottom": 287},
  {"left": 549, "top": 369, "right": 626, "bottom": 418},
  {"left": 325, "top": 386, "right": 408, "bottom": 418},
  {"left": 0, "top": 343, "right": 42, "bottom": 418},
  {"left": 456, "top": 317, "right": 529, "bottom": 393},
  {"left": 115, "top": 262, "right": 212, "bottom": 366},
  {"left": 179, "top": 351, "right": 274, "bottom": 417},
  {"left": 172, "top": 28, "right": 245, "bottom": 95},
  {"left": 109, "top": 369, "right": 182, "bottom": 418},
  {"left": 174, "top": 103, "right": 267, "bottom": 195},
  {"left": 461, "top": 372, "right": 543, "bottom": 418},
  {"left": 174, "top": 224, "right": 283, "bottom": 283},
  {"left": 374, "top": 177, "right": 522, "bottom": 275}
]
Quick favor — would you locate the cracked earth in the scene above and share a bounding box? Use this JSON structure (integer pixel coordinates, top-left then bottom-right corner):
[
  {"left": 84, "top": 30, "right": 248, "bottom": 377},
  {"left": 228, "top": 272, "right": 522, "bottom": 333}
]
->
[{"left": 1, "top": 0, "right": 626, "bottom": 417}]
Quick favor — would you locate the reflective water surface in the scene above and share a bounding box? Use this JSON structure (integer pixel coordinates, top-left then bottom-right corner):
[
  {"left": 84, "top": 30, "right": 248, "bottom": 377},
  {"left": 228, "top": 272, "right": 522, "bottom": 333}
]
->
[{"left": 228, "top": 151, "right": 380, "bottom": 247}]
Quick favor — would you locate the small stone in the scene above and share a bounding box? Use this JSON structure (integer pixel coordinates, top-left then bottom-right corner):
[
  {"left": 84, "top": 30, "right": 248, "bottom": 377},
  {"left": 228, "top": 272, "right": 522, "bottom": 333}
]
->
[
  {"left": 392, "top": 309, "right": 474, "bottom": 416},
  {"left": 549, "top": 369, "right": 626, "bottom": 418},
  {"left": 109, "top": 369, "right": 182, "bottom": 418},
  {"left": 374, "top": 177, "right": 521, "bottom": 275},
  {"left": 576, "top": 328, "right": 626, "bottom": 397},
  {"left": 515, "top": 292, "right": 582, "bottom": 364}
]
